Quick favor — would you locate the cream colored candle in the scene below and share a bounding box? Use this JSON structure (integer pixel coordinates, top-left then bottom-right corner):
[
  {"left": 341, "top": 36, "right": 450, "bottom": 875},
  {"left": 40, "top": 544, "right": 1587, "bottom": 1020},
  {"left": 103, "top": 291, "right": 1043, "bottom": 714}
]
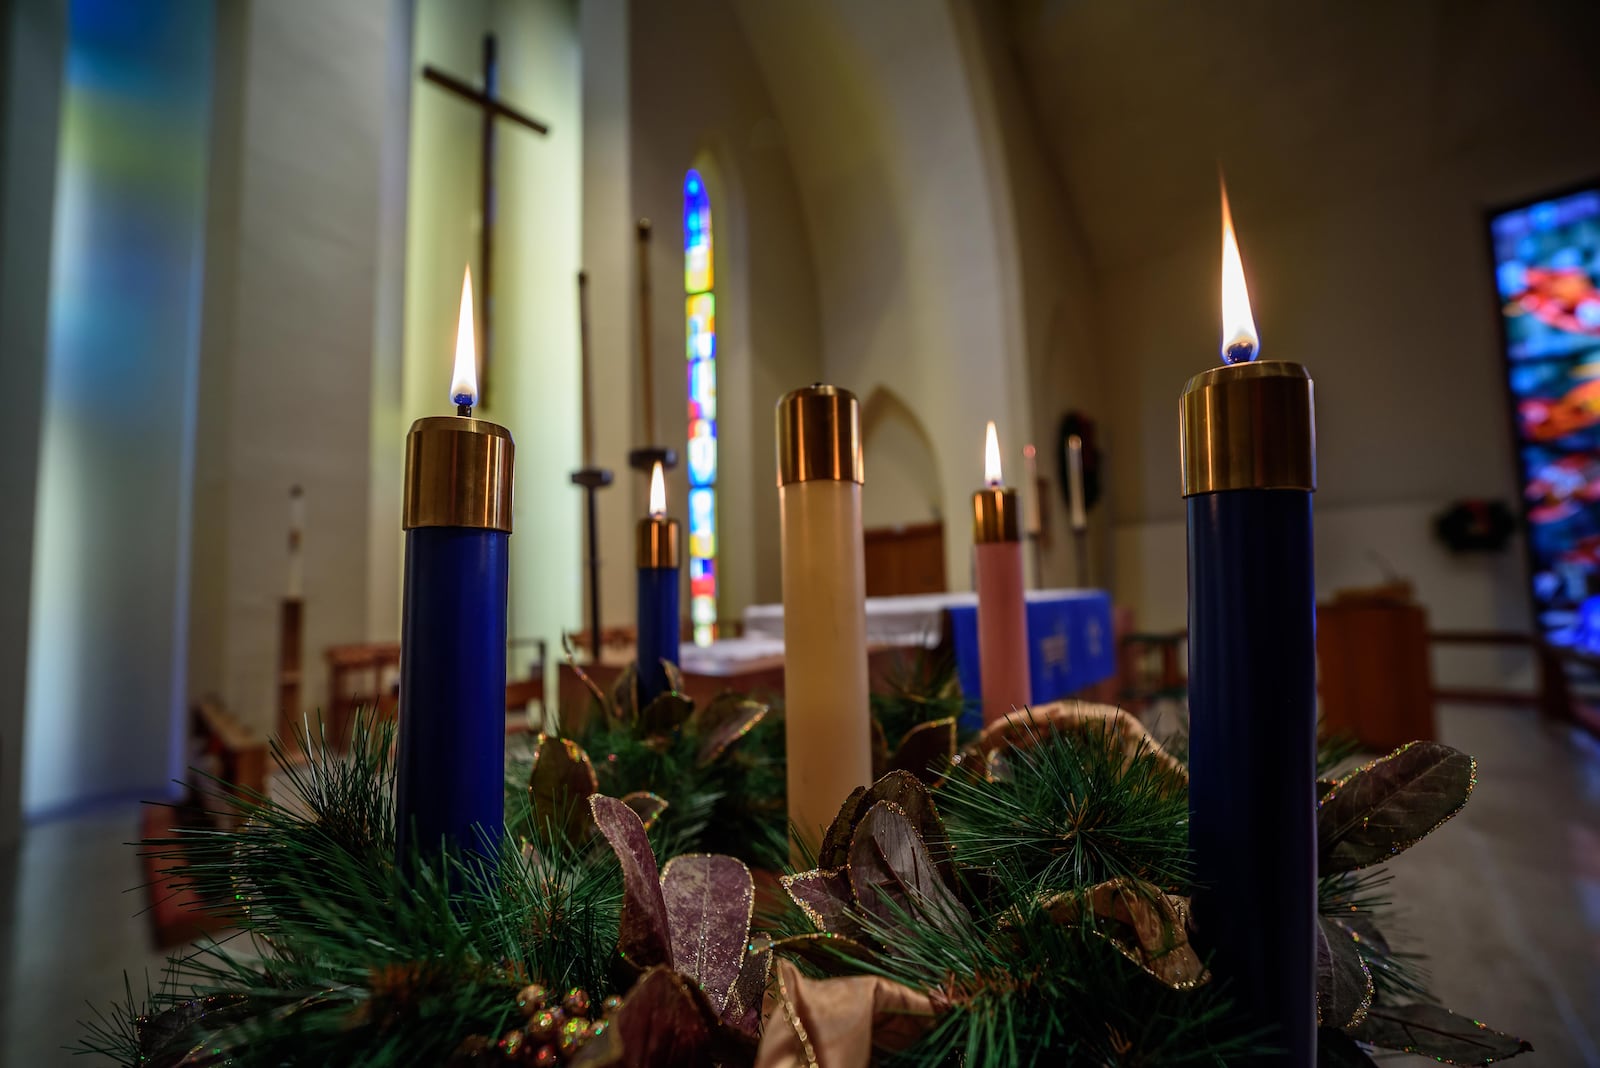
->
[
  {"left": 1022, "top": 443, "right": 1042, "bottom": 536},
  {"left": 974, "top": 422, "right": 1031, "bottom": 726},
  {"left": 777, "top": 385, "right": 871, "bottom": 856},
  {"left": 1068, "top": 433, "right": 1087, "bottom": 530}
]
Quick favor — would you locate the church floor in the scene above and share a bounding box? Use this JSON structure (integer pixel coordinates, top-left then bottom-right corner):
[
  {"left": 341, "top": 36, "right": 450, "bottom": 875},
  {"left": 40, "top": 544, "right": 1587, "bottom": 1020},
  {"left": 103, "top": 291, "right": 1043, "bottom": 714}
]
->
[{"left": 2, "top": 705, "right": 1597, "bottom": 1066}]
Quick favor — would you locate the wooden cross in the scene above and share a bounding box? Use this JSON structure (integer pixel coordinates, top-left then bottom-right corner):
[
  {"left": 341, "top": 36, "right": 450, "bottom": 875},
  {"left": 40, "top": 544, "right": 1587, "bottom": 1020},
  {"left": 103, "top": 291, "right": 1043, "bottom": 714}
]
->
[{"left": 422, "top": 34, "right": 549, "bottom": 405}]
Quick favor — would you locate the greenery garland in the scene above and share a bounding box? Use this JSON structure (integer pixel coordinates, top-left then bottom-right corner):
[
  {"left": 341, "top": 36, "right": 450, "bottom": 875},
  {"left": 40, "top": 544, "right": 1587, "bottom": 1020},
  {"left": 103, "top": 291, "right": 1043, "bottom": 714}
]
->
[{"left": 79, "top": 673, "right": 1531, "bottom": 1067}]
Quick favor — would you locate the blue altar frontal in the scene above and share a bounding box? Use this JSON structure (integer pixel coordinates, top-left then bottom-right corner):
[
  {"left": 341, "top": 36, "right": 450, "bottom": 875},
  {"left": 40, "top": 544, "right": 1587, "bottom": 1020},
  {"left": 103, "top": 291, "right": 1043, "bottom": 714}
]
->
[{"left": 946, "top": 589, "right": 1115, "bottom": 730}]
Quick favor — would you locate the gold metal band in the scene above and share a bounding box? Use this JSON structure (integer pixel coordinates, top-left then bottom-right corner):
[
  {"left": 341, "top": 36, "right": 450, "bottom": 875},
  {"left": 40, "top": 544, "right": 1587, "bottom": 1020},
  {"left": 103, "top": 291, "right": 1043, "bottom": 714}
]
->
[
  {"left": 402, "top": 416, "right": 515, "bottom": 531},
  {"left": 1180, "top": 361, "right": 1316, "bottom": 496},
  {"left": 972, "top": 486, "right": 1021, "bottom": 543},
  {"left": 636, "top": 515, "right": 680, "bottom": 569},
  {"left": 776, "top": 384, "right": 864, "bottom": 486}
]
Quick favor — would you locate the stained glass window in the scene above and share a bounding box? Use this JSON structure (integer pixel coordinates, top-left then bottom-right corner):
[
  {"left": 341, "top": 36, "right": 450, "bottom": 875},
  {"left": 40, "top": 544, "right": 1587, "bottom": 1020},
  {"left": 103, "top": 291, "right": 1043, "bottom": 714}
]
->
[{"left": 684, "top": 170, "right": 718, "bottom": 645}]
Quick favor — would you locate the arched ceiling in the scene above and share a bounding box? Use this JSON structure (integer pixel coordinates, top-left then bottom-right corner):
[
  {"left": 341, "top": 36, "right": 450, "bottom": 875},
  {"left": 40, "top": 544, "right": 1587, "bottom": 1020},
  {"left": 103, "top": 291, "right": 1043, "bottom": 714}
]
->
[{"left": 1004, "top": 0, "right": 1600, "bottom": 272}]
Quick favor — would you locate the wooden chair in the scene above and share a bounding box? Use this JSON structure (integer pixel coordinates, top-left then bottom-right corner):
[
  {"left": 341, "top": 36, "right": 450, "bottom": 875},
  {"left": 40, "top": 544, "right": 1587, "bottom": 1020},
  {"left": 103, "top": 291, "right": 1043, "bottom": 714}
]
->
[{"left": 323, "top": 642, "right": 401, "bottom": 749}]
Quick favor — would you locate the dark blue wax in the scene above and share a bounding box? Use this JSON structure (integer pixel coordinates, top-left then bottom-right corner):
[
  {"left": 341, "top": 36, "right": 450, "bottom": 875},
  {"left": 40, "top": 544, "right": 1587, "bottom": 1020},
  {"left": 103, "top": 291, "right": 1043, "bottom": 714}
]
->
[
  {"left": 636, "top": 565, "right": 681, "bottom": 706},
  {"left": 1187, "top": 489, "right": 1316, "bottom": 1064},
  {"left": 396, "top": 526, "right": 509, "bottom": 865}
]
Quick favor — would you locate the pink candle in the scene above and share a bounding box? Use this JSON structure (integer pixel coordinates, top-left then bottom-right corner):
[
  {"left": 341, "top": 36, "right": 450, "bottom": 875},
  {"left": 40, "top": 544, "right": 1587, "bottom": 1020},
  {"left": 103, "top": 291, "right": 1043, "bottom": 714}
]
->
[{"left": 973, "top": 422, "right": 1031, "bottom": 725}]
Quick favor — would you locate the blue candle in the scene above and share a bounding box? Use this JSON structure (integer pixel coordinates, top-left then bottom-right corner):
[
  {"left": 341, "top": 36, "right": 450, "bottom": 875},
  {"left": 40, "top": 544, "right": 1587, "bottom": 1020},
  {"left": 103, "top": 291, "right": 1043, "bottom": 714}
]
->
[
  {"left": 395, "top": 268, "right": 515, "bottom": 865},
  {"left": 1182, "top": 193, "right": 1317, "bottom": 1063},
  {"left": 636, "top": 461, "right": 681, "bottom": 705}
]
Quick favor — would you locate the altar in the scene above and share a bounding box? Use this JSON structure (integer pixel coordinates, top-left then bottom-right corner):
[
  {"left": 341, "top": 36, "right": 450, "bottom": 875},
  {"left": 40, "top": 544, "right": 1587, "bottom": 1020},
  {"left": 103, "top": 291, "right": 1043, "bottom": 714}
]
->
[{"left": 743, "top": 588, "right": 1115, "bottom": 728}]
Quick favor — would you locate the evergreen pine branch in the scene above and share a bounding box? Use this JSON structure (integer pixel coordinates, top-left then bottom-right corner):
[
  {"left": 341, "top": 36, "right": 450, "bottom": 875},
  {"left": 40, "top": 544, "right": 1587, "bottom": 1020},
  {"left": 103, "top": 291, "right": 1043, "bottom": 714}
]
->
[
  {"left": 1318, "top": 868, "right": 1432, "bottom": 1002},
  {"left": 871, "top": 646, "right": 970, "bottom": 750},
  {"left": 939, "top": 721, "right": 1191, "bottom": 891}
]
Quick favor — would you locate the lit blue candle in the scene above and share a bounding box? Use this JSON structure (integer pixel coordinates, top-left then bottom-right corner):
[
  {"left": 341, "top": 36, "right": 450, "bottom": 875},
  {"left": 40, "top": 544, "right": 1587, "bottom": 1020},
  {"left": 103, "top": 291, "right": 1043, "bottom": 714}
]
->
[
  {"left": 395, "top": 268, "right": 514, "bottom": 866},
  {"left": 1183, "top": 190, "right": 1317, "bottom": 1063},
  {"left": 635, "top": 461, "right": 681, "bottom": 705}
]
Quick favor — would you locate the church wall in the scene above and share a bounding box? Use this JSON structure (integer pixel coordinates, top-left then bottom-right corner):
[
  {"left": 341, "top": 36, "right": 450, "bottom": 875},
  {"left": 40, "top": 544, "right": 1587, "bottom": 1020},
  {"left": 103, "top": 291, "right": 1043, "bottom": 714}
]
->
[
  {"left": 1057, "top": 3, "right": 1600, "bottom": 691},
  {"left": 23, "top": 0, "right": 212, "bottom": 815},
  {"left": 577, "top": 0, "right": 638, "bottom": 663},
  {"left": 732, "top": 0, "right": 1027, "bottom": 594},
  {"left": 631, "top": 0, "right": 822, "bottom": 627},
  {"left": 191, "top": 0, "right": 394, "bottom": 735},
  {"left": 0, "top": 0, "right": 66, "bottom": 840},
  {"left": 954, "top": 0, "right": 1108, "bottom": 590},
  {"left": 404, "top": 0, "right": 583, "bottom": 687}
]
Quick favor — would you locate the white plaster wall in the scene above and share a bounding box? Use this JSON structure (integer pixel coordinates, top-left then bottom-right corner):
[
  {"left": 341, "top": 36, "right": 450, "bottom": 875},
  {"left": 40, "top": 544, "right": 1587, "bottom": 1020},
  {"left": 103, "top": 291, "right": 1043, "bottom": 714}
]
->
[
  {"left": 1007, "top": 1, "right": 1600, "bottom": 681},
  {"left": 630, "top": 0, "right": 822, "bottom": 624},
  {"left": 732, "top": 0, "right": 1026, "bottom": 592},
  {"left": 0, "top": 0, "right": 65, "bottom": 840},
  {"left": 190, "top": 0, "right": 393, "bottom": 733},
  {"left": 577, "top": 0, "right": 638, "bottom": 649},
  {"left": 25, "top": 0, "right": 212, "bottom": 814},
  {"left": 404, "top": 0, "right": 583, "bottom": 672}
]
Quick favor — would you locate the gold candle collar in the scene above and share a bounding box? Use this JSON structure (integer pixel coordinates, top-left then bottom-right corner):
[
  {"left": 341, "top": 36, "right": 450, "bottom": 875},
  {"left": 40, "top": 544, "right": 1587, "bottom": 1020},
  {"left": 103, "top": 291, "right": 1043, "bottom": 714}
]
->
[
  {"left": 776, "top": 384, "right": 864, "bottom": 486},
  {"left": 402, "top": 416, "right": 515, "bottom": 531},
  {"left": 972, "top": 486, "right": 1020, "bottom": 544},
  {"left": 636, "top": 515, "right": 680, "bottom": 569},
  {"left": 1180, "top": 361, "right": 1316, "bottom": 496}
]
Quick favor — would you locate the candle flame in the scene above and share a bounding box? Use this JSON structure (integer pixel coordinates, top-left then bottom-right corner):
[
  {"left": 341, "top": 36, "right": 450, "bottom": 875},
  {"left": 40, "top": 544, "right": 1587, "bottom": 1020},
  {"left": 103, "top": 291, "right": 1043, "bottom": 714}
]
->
[
  {"left": 451, "top": 266, "right": 478, "bottom": 407},
  {"left": 649, "top": 460, "right": 666, "bottom": 516},
  {"left": 984, "top": 421, "right": 1003, "bottom": 486},
  {"left": 1219, "top": 179, "right": 1259, "bottom": 364}
]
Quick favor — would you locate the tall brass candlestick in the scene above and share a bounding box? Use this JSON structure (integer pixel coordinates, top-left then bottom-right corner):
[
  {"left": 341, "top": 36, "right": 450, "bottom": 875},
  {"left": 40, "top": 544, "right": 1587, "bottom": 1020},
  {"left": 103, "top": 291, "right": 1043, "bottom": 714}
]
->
[{"left": 777, "top": 385, "right": 870, "bottom": 855}]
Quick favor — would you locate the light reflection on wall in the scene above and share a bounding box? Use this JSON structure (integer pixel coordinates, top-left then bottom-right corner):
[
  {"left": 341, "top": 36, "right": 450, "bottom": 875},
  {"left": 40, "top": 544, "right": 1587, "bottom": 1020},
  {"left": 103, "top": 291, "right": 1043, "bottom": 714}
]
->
[{"left": 23, "top": 0, "right": 211, "bottom": 816}]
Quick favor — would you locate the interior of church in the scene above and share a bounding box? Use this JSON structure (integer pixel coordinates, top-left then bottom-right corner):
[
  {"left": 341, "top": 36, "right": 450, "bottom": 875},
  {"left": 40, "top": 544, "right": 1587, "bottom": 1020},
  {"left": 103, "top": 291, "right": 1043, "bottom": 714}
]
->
[{"left": 3, "top": 0, "right": 1600, "bottom": 1064}]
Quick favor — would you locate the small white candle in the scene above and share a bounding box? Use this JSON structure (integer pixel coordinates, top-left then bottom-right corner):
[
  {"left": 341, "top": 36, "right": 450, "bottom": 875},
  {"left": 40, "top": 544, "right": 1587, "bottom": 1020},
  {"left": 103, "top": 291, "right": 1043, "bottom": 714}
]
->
[
  {"left": 287, "top": 485, "right": 305, "bottom": 599},
  {"left": 1068, "top": 434, "right": 1087, "bottom": 531},
  {"left": 1022, "top": 444, "right": 1042, "bottom": 536}
]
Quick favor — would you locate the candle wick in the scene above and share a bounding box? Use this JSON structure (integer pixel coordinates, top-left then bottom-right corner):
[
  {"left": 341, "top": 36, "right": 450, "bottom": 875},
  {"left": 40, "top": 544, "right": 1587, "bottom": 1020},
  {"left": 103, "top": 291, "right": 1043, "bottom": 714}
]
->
[{"left": 456, "top": 402, "right": 473, "bottom": 418}]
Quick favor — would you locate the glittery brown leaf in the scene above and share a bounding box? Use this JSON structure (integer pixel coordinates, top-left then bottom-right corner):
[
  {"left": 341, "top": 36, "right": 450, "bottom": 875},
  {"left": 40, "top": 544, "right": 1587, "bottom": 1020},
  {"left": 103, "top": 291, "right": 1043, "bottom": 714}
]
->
[
  {"left": 609, "top": 662, "right": 640, "bottom": 723},
  {"left": 847, "top": 801, "right": 971, "bottom": 938},
  {"left": 870, "top": 716, "right": 891, "bottom": 780},
  {"left": 659, "top": 854, "right": 754, "bottom": 1015},
  {"left": 1039, "top": 879, "right": 1208, "bottom": 989},
  {"left": 755, "top": 959, "right": 939, "bottom": 1068},
  {"left": 1319, "top": 741, "right": 1477, "bottom": 874},
  {"left": 1351, "top": 1003, "right": 1532, "bottom": 1064},
  {"left": 1319, "top": 1029, "right": 1381, "bottom": 1067},
  {"left": 589, "top": 795, "right": 672, "bottom": 971},
  {"left": 781, "top": 867, "right": 860, "bottom": 936},
  {"left": 620, "top": 791, "right": 668, "bottom": 831},
  {"left": 768, "top": 932, "right": 876, "bottom": 976},
  {"left": 1316, "top": 917, "right": 1374, "bottom": 1030},
  {"left": 886, "top": 717, "right": 957, "bottom": 787},
  {"left": 639, "top": 691, "right": 695, "bottom": 736},
  {"left": 570, "top": 965, "right": 717, "bottom": 1068},
  {"left": 968, "top": 702, "right": 1187, "bottom": 793},
  {"left": 135, "top": 994, "right": 249, "bottom": 1067},
  {"left": 818, "top": 771, "right": 953, "bottom": 885},
  {"left": 691, "top": 693, "right": 769, "bottom": 767},
  {"left": 528, "top": 734, "right": 600, "bottom": 842},
  {"left": 662, "top": 659, "right": 686, "bottom": 695},
  {"left": 721, "top": 944, "right": 771, "bottom": 1038}
]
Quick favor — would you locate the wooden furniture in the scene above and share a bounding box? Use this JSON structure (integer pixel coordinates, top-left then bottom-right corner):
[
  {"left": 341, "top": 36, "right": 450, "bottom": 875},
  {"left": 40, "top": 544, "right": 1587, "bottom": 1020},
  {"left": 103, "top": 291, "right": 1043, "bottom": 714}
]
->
[
  {"left": 863, "top": 522, "right": 946, "bottom": 597},
  {"left": 1317, "top": 588, "right": 1435, "bottom": 751},
  {"left": 191, "top": 699, "right": 269, "bottom": 823},
  {"left": 276, "top": 596, "right": 303, "bottom": 741},
  {"left": 324, "top": 642, "right": 401, "bottom": 749}
]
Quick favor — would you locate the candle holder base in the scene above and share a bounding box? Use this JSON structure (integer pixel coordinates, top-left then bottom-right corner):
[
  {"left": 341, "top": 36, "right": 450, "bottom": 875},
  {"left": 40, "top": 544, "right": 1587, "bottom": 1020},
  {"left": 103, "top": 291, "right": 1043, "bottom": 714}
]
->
[
  {"left": 570, "top": 467, "right": 615, "bottom": 490},
  {"left": 627, "top": 446, "right": 678, "bottom": 473}
]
